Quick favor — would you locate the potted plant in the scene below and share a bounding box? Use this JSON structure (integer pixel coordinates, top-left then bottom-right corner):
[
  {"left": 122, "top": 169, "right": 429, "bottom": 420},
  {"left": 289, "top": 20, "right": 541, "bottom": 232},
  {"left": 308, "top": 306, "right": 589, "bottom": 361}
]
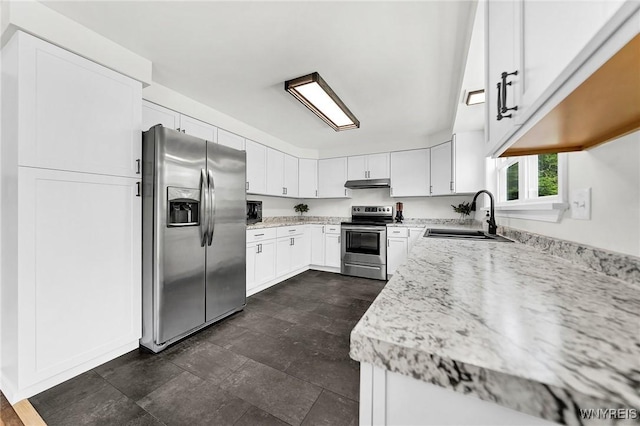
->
[
  {"left": 451, "top": 201, "right": 472, "bottom": 221},
  {"left": 294, "top": 203, "right": 309, "bottom": 220}
]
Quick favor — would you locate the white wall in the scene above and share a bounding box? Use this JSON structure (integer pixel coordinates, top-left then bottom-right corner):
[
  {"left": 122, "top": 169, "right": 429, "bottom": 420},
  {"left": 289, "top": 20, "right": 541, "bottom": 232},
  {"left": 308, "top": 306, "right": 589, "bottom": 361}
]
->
[{"left": 495, "top": 131, "right": 640, "bottom": 257}]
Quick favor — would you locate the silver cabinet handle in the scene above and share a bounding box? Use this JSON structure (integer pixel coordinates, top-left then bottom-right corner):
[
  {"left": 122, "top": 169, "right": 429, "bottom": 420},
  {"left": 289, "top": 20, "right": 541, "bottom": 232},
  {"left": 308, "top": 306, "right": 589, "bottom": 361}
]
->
[
  {"left": 290, "top": 237, "right": 294, "bottom": 246},
  {"left": 136, "top": 182, "right": 141, "bottom": 197},
  {"left": 315, "top": 190, "right": 318, "bottom": 197},
  {"left": 199, "top": 169, "right": 209, "bottom": 247},
  {"left": 430, "top": 185, "right": 433, "bottom": 194},
  {"left": 258, "top": 243, "right": 262, "bottom": 253},
  {"left": 256, "top": 245, "right": 260, "bottom": 254},
  {"left": 254, "top": 233, "right": 264, "bottom": 236},
  {"left": 344, "top": 189, "right": 347, "bottom": 196},
  {"left": 136, "top": 159, "right": 141, "bottom": 174},
  {"left": 450, "top": 181, "right": 454, "bottom": 192},
  {"left": 285, "top": 187, "right": 288, "bottom": 195},
  {"left": 207, "top": 169, "right": 215, "bottom": 246},
  {"left": 246, "top": 182, "right": 249, "bottom": 191}
]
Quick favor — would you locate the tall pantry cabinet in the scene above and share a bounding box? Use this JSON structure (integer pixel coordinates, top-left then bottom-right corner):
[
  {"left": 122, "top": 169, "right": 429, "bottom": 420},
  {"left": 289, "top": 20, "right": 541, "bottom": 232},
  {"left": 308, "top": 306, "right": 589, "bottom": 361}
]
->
[{"left": 1, "top": 31, "right": 142, "bottom": 403}]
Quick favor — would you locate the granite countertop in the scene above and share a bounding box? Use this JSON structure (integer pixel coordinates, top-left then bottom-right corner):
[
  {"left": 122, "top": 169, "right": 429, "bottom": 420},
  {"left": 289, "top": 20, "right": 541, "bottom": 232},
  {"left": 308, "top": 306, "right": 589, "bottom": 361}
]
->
[
  {"left": 246, "top": 219, "right": 343, "bottom": 230},
  {"left": 247, "top": 218, "right": 478, "bottom": 230},
  {"left": 350, "top": 235, "right": 640, "bottom": 424}
]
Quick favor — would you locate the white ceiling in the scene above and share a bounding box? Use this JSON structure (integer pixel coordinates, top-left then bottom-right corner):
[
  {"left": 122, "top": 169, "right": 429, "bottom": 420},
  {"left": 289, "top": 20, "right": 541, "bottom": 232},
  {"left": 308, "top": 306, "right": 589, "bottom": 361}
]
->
[{"left": 42, "top": 1, "right": 477, "bottom": 155}]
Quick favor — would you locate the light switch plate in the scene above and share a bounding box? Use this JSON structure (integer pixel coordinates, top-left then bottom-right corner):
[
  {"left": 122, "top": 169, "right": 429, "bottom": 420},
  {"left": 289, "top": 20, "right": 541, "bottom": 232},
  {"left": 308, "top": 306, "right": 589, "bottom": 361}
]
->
[{"left": 570, "top": 188, "right": 591, "bottom": 220}]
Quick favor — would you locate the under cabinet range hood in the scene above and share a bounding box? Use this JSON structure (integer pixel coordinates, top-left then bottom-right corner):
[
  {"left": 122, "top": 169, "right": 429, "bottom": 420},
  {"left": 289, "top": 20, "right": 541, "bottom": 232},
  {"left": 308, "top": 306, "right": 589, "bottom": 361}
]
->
[{"left": 344, "top": 178, "right": 391, "bottom": 189}]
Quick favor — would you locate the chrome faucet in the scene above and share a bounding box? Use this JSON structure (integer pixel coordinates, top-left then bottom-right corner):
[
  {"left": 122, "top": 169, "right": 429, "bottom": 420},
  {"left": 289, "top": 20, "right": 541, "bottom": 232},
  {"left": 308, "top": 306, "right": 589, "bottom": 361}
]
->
[{"left": 470, "top": 190, "right": 497, "bottom": 235}]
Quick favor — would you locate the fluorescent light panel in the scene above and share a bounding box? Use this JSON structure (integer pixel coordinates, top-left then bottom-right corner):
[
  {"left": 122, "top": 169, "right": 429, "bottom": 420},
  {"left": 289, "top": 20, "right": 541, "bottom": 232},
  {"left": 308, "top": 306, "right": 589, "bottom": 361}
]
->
[
  {"left": 285, "top": 72, "right": 360, "bottom": 131},
  {"left": 466, "top": 89, "right": 485, "bottom": 106}
]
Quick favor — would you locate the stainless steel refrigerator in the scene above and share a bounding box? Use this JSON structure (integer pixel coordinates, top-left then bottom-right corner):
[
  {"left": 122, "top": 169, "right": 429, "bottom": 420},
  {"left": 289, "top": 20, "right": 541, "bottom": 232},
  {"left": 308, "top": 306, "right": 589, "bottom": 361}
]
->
[{"left": 141, "top": 125, "right": 246, "bottom": 353}]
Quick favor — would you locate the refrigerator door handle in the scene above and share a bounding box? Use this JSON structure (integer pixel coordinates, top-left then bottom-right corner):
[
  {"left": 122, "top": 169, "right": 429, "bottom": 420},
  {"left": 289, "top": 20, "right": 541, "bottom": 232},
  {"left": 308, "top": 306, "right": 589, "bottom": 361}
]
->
[
  {"left": 199, "top": 169, "right": 209, "bottom": 247},
  {"left": 207, "top": 169, "right": 216, "bottom": 246}
]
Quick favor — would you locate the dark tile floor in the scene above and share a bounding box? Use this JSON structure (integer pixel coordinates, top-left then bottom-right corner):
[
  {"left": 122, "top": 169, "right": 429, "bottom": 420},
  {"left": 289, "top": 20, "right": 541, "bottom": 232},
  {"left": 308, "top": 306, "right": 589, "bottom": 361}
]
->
[{"left": 30, "top": 271, "right": 386, "bottom": 426}]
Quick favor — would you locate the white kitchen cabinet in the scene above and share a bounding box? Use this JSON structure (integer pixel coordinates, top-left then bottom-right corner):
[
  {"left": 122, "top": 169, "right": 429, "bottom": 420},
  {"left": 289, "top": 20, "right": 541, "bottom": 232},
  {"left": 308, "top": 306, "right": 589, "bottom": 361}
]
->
[
  {"left": 11, "top": 31, "right": 141, "bottom": 179},
  {"left": 310, "top": 225, "right": 326, "bottom": 265},
  {"left": 217, "top": 128, "right": 245, "bottom": 151},
  {"left": 278, "top": 232, "right": 309, "bottom": 274},
  {"left": 276, "top": 237, "right": 293, "bottom": 276},
  {"left": 324, "top": 233, "right": 342, "bottom": 268},
  {"left": 179, "top": 115, "right": 217, "bottom": 142},
  {"left": 485, "top": 0, "right": 522, "bottom": 153},
  {"left": 246, "top": 239, "right": 277, "bottom": 294},
  {"left": 452, "top": 131, "right": 485, "bottom": 194},
  {"left": 292, "top": 232, "right": 310, "bottom": 270},
  {"left": 142, "top": 101, "right": 180, "bottom": 131},
  {"left": 347, "top": 155, "right": 368, "bottom": 180},
  {"left": 266, "top": 148, "right": 285, "bottom": 196},
  {"left": 408, "top": 227, "right": 425, "bottom": 250},
  {"left": 387, "top": 237, "right": 408, "bottom": 277},
  {"left": 390, "top": 149, "right": 430, "bottom": 197},
  {"left": 318, "top": 157, "right": 350, "bottom": 198},
  {"left": 299, "top": 158, "right": 318, "bottom": 198},
  {"left": 283, "top": 154, "right": 299, "bottom": 198},
  {"left": 348, "top": 153, "right": 390, "bottom": 180},
  {"left": 430, "top": 141, "right": 453, "bottom": 196},
  {"left": 12, "top": 167, "right": 141, "bottom": 398},
  {"left": 245, "top": 139, "right": 267, "bottom": 194},
  {"left": 1, "top": 31, "right": 143, "bottom": 404}
]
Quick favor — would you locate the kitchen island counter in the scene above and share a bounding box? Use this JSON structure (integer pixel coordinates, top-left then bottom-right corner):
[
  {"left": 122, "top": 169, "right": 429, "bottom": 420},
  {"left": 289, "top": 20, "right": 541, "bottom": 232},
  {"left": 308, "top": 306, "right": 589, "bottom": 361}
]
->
[{"left": 350, "top": 235, "right": 640, "bottom": 424}]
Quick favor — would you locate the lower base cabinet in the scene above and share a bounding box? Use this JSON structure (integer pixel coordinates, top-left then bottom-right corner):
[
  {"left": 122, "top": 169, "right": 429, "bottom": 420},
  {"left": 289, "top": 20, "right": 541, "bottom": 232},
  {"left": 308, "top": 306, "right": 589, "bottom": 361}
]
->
[
  {"left": 324, "top": 226, "right": 342, "bottom": 268},
  {"left": 246, "top": 239, "right": 276, "bottom": 294},
  {"left": 387, "top": 227, "right": 425, "bottom": 277}
]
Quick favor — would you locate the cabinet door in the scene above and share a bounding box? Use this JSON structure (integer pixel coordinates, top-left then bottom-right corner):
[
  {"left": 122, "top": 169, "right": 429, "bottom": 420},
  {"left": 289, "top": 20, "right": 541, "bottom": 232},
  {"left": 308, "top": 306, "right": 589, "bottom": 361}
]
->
[
  {"left": 276, "top": 237, "right": 292, "bottom": 277},
  {"left": 453, "top": 132, "right": 484, "bottom": 194},
  {"left": 299, "top": 159, "right": 318, "bottom": 198},
  {"left": 390, "top": 149, "right": 430, "bottom": 197},
  {"left": 246, "top": 244, "right": 257, "bottom": 293},
  {"left": 430, "top": 141, "right": 453, "bottom": 195},
  {"left": 255, "top": 240, "right": 276, "bottom": 285},
  {"left": 218, "top": 129, "right": 245, "bottom": 151},
  {"left": 291, "top": 233, "right": 309, "bottom": 271},
  {"left": 367, "top": 153, "right": 390, "bottom": 179},
  {"left": 179, "top": 115, "right": 217, "bottom": 141},
  {"left": 283, "top": 154, "right": 299, "bottom": 198},
  {"left": 318, "top": 157, "right": 349, "bottom": 198},
  {"left": 15, "top": 31, "right": 142, "bottom": 178},
  {"left": 310, "top": 225, "right": 326, "bottom": 266},
  {"left": 347, "top": 155, "right": 367, "bottom": 180},
  {"left": 521, "top": 1, "right": 625, "bottom": 114},
  {"left": 246, "top": 140, "right": 267, "bottom": 194},
  {"left": 18, "top": 167, "right": 141, "bottom": 386},
  {"left": 387, "top": 237, "right": 408, "bottom": 276},
  {"left": 142, "top": 101, "right": 180, "bottom": 131},
  {"left": 266, "top": 148, "right": 285, "bottom": 196},
  {"left": 485, "top": 0, "right": 522, "bottom": 152},
  {"left": 324, "top": 234, "right": 341, "bottom": 268}
]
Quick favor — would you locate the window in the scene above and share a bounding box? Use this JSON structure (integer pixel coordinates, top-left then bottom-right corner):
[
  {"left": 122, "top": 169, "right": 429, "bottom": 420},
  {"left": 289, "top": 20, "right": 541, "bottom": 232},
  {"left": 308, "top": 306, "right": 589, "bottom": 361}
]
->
[{"left": 494, "top": 153, "right": 567, "bottom": 222}]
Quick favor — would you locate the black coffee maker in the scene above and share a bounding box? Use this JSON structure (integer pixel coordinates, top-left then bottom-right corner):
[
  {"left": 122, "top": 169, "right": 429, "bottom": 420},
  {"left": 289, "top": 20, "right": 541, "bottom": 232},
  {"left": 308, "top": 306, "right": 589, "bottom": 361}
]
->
[{"left": 395, "top": 202, "right": 404, "bottom": 223}]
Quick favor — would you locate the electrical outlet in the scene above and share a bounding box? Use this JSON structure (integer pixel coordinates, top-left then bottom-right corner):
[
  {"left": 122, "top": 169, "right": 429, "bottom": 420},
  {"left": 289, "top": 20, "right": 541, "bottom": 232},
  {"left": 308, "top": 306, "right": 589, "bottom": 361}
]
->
[{"left": 570, "top": 188, "right": 591, "bottom": 220}]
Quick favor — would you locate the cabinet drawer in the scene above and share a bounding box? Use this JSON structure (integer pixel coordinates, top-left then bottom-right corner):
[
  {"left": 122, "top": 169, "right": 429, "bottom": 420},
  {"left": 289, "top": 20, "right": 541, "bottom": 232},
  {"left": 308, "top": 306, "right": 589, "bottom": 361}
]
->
[
  {"left": 325, "top": 225, "right": 341, "bottom": 234},
  {"left": 276, "top": 225, "right": 305, "bottom": 238},
  {"left": 387, "top": 227, "right": 408, "bottom": 238},
  {"left": 247, "top": 228, "right": 277, "bottom": 243}
]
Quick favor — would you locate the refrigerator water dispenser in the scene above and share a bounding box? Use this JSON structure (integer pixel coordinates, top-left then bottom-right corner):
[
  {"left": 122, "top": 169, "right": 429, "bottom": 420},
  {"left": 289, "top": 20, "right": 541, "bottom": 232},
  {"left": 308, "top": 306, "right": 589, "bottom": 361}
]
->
[{"left": 167, "top": 187, "right": 199, "bottom": 226}]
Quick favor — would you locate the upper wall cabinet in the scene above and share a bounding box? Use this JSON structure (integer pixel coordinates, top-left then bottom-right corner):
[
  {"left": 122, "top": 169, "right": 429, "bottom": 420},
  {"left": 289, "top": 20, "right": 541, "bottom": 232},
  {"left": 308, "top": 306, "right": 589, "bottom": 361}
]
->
[
  {"left": 318, "top": 157, "right": 351, "bottom": 198},
  {"left": 179, "top": 115, "right": 217, "bottom": 142},
  {"left": 486, "top": 0, "right": 639, "bottom": 157},
  {"left": 266, "top": 148, "right": 285, "bottom": 196},
  {"left": 390, "top": 149, "right": 430, "bottom": 197},
  {"left": 12, "top": 32, "right": 142, "bottom": 178},
  {"left": 218, "top": 129, "right": 245, "bottom": 151},
  {"left": 299, "top": 158, "right": 318, "bottom": 198},
  {"left": 246, "top": 140, "right": 267, "bottom": 194},
  {"left": 283, "top": 154, "right": 299, "bottom": 198},
  {"left": 347, "top": 153, "right": 390, "bottom": 180},
  {"left": 430, "top": 141, "right": 453, "bottom": 196},
  {"left": 452, "top": 131, "right": 485, "bottom": 194},
  {"left": 142, "top": 101, "right": 180, "bottom": 131}
]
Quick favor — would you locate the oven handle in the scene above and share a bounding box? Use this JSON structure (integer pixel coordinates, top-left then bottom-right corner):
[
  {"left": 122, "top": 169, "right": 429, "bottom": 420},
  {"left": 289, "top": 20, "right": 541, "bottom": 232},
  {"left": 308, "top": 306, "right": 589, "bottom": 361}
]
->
[
  {"left": 344, "top": 263, "right": 382, "bottom": 270},
  {"left": 342, "top": 226, "right": 386, "bottom": 233}
]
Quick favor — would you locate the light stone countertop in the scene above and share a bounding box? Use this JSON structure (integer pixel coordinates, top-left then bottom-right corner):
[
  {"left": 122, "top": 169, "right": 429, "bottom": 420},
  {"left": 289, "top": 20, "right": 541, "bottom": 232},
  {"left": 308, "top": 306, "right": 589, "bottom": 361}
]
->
[{"left": 350, "top": 234, "right": 640, "bottom": 425}]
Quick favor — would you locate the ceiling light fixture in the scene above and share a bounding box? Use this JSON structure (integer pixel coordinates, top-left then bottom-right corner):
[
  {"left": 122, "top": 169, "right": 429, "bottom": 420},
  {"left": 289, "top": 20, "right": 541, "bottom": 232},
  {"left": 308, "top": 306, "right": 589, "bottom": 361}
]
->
[
  {"left": 465, "top": 89, "right": 485, "bottom": 106},
  {"left": 285, "top": 72, "right": 360, "bottom": 131}
]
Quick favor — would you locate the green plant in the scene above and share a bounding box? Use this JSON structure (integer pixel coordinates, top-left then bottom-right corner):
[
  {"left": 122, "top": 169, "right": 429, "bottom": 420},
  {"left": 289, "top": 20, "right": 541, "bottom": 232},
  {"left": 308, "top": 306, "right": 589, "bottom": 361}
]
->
[
  {"left": 451, "top": 201, "right": 472, "bottom": 216},
  {"left": 294, "top": 203, "right": 309, "bottom": 215}
]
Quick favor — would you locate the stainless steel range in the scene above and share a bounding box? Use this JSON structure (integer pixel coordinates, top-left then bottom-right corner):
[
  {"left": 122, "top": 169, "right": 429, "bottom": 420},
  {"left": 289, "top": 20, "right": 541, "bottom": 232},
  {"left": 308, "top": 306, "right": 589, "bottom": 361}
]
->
[{"left": 341, "top": 206, "right": 393, "bottom": 280}]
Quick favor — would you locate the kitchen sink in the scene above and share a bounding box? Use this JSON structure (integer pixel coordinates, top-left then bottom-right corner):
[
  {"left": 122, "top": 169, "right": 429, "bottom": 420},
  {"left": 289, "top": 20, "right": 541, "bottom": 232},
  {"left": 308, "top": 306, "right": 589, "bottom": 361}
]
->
[{"left": 424, "top": 228, "right": 513, "bottom": 242}]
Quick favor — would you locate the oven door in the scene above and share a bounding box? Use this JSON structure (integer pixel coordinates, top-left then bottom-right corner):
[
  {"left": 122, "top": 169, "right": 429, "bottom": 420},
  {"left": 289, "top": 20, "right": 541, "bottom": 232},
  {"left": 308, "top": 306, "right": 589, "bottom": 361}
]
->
[{"left": 341, "top": 226, "right": 387, "bottom": 266}]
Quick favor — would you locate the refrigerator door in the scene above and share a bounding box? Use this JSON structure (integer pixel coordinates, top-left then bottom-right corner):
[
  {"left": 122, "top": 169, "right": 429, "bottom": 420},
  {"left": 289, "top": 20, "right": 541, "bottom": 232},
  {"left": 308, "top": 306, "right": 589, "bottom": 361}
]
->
[
  {"left": 155, "top": 127, "right": 207, "bottom": 344},
  {"left": 205, "top": 142, "right": 247, "bottom": 322}
]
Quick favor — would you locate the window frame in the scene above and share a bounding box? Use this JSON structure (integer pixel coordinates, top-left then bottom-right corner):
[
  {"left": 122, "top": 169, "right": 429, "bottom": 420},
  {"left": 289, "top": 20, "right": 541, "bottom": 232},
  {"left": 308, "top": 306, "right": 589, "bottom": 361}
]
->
[{"left": 494, "top": 153, "right": 569, "bottom": 222}]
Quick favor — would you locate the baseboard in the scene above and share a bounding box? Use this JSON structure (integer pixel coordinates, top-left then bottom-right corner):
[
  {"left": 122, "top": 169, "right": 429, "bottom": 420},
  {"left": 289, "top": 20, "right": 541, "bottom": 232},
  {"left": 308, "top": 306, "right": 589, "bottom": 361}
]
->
[
  {"left": 2, "top": 340, "right": 138, "bottom": 404},
  {"left": 247, "top": 266, "right": 311, "bottom": 297},
  {"left": 309, "top": 265, "right": 341, "bottom": 274}
]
